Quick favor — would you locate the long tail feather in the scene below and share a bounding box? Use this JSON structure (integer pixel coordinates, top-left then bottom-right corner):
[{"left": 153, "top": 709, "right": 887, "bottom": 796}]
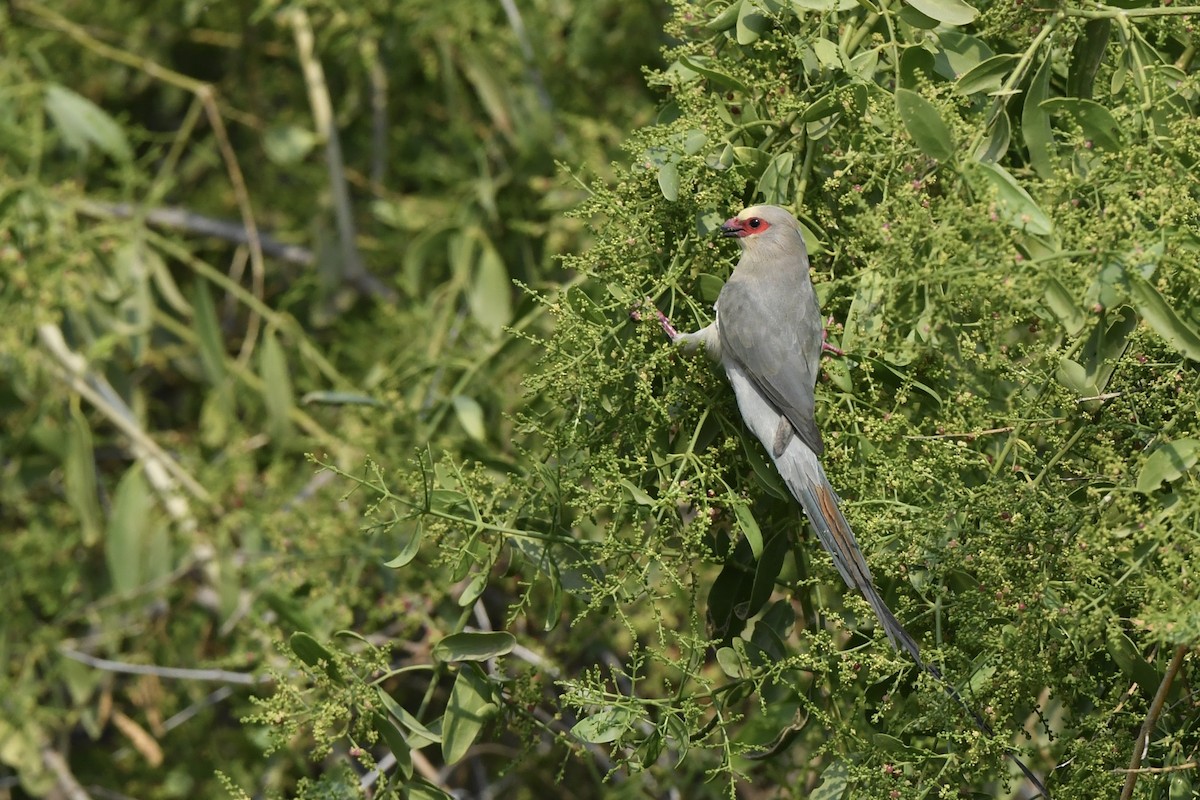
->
[{"left": 775, "top": 444, "right": 1050, "bottom": 798}]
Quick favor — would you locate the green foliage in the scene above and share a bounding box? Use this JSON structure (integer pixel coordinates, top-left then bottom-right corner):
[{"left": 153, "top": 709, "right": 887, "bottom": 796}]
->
[
  {"left": 3, "top": 1, "right": 1200, "bottom": 799},
  {"left": 335, "top": 1, "right": 1200, "bottom": 798}
]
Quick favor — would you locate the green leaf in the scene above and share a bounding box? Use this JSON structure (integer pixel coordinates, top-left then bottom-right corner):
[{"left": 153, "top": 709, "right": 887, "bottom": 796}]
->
[
  {"left": 841, "top": 268, "right": 887, "bottom": 353},
  {"left": 300, "top": 391, "right": 381, "bottom": 406},
  {"left": 677, "top": 55, "right": 749, "bottom": 94},
  {"left": 895, "top": 88, "right": 955, "bottom": 161},
  {"left": 974, "top": 108, "right": 1010, "bottom": 163},
  {"left": 259, "top": 329, "right": 295, "bottom": 446},
  {"left": 1105, "top": 631, "right": 1161, "bottom": 690},
  {"left": 905, "top": 0, "right": 978, "bottom": 26},
  {"left": 289, "top": 632, "right": 344, "bottom": 683},
  {"left": 469, "top": 244, "right": 512, "bottom": 337},
  {"left": 1040, "top": 97, "right": 1122, "bottom": 150},
  {"left": 406, "top": 780, "right": 455, "bottom": 800},
  {"left": 697, "top": 272, "right": 725, "bottom": 303},
  {"left": 64, "top": 407, "right": 103, "bottom": 547},
  {"left": 442, "top": 665, "right": 496, "bottom": 764},
  {"left": 792, "top": 0, "right": 857, "bottom": 10},
  {"left": 459, "top": 54, "right": 513, "bottom": 139},
  {"left": 736, "top": 0, "right": 771, "bottom": 45},
  {"left": 433, "top": 631, "right": 516, "bottom": 662},
  {"left": 1056, "top": 306, "right": 1136, "bottom": 404},
  {"left": 451, "top": 395, "right": 486, "bottom": 442},
  {"left": 372, "top": 713, "right": 413, "bottom": 779},
  {"left": 897, "top": 5, "right": 939, "bottom": 29},
  {"left": 706, "top": 0, "right": 744, "bottom": 31},
  {"left": 933, "top": 31, "right": 993, "bottom": 80},
  {"left": 872, "top": 733, "right": 912, "bottom": 753},
  {"left": 262, "top": 124, "right": 317, "bottom": 165},
  {"left": 733, "top": 146, "right": 770, "bottom": 176},
  {"left": 384, "top": 523, "right": 424, "bottom": 568},
  {"left": 43, "top": 84, "right": 132, "bottom": 162},
  {"left": 262, "top": 590, "right": 316, "bottom": 635},
  {"left": 657, "top": 160, "right": 680, "bottom": 201},
  {"left": 716, "top": 645, "right": 749, "bottom": 678},
  {"left": 809, "top": 761, "right": 850, "bottom": 800},
  {"left": 970, "top": 161, "right": 1054, "bottom": 236},
  {"left": 747, "top": 530, "right": 789, "bottom": 617},
  {"left": 811, "top": 39, "right": 842, "bottom": 70},
  {"left": 1137, "top": 439, "right": 1200, "bottom": 494},
  {"left": 191, "top": 279, "right": 227, "bottom": 385},
  {"left": 800, "top": 93, "right": 840, "bottom": 122},
  {"left": 377, "top": 688, "right": 442, "bottom": 745},
  {"left": 620, "top": 479, "right": 655, "bottom": 506},
  {"left": 1022, "top": 55, "right": 1056, "bottom": 179},
  {"left": 898, "top": 46, "right": 936, "bottom": 91},
  {"left": 1127, "top": 274, "right": 1200, "bottom": 361},
  {"left": 571, "top": 707, "right": 635, "bottom": 744},
  {"left": 732, "top": 503, "right": 764, "bottom": 559},
  {"left": 954, "top": 54, "right": 1019, "bottom": 96},
  {"left": 742, "top": 435, "right": 789, "bottom": 500},
  {"left": 457, "top": 569, "right": 490, "bottom": 607},
  {"left": 1068, "top": 18, "right": 1112, "bottom": 99},
  {"left": 754, "top": 152, "right": 794, "bottom": 204},
  {"left": 106, "top": 464, "right": 152, "bottom": 594},
  {"left": 1044, "top": 276, "right": 1086, "bottom": 336}
]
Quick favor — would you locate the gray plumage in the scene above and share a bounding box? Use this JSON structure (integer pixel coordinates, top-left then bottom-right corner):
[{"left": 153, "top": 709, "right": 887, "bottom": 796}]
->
[
  {"left": 672, "top": 204, "right": 921, "bottom": 664},
  {"left": 665, "top": 205, "right": 1051, "bottom": 795}
]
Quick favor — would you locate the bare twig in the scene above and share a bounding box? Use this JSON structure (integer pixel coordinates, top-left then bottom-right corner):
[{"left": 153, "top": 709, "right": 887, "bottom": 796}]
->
[
  {"left": 906, "top": 426, "right": 1016, "bottom": 440},
  {"left": 1114, "top": 760, "right": 1197, "bottom": 775},
  {"left": 286, "top": 7, "right": 396, "bottom": 303},
  {"left": 1076, "top": 392, "right": 1121, "bottom": 404},
  {"left": 77, "top": 200, "right": 314, "bottom": 265},
  {"left": 38, "top": 324, "right": 213, "bottom": 511},
  {"left": 162, "top": 687, "right": 235, "bottom": 732},
  {"left": 1120, "top": 644, "right": 1190, "bottom": 800},
  {"left": 363, "top": 37, "right": 389, "bottom": 190},
  {"left": 61, "top": 647, "right": 265, "bottom": 685},
  {"left": 41, "top": 749, "right": 93, "bottom": 800}
]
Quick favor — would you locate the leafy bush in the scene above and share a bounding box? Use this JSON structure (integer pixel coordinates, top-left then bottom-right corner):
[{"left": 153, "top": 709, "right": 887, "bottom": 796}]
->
[
  {"left": 317, "top": 2, "right": 1200, "bottom": 798},
  {"left": 3, "top": 1, "right": 1199, "bottom": 800}
]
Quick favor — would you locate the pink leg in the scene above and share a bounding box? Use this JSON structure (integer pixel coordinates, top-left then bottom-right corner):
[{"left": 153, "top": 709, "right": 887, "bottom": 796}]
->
[
  {"left": 632, "top": 298, "right": 679, "bottom": 340},
  {"left": 822, "top": 316, "right": 844, "bottom": 356}
]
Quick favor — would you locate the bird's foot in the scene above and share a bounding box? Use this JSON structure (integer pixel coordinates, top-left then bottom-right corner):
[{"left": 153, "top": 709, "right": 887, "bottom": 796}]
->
[
  {"left": 633, "top": 297, "right": 679, "bottom": 341},
  {"left": 822, "top": 316, "right": 844, "bottom": 356}
]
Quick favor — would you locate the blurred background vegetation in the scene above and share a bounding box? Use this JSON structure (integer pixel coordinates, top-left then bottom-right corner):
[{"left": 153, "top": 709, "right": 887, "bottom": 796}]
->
[{"left": 1, "top": 1, "right": 1198, "bottom": 799}]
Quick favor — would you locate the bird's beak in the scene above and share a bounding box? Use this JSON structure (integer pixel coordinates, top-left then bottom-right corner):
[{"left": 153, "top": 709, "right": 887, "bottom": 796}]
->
[{"left": 720, "top": 217, "right": 745, "bottom": 237}]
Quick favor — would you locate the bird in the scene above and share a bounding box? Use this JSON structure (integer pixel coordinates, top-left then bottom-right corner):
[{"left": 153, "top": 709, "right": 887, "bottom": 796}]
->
[
  {"left": 659, "top": 203, "right": 921, "bottom": 662},
  {"left": 656, "top": 203, "right": 1049, "bottom": 797}
]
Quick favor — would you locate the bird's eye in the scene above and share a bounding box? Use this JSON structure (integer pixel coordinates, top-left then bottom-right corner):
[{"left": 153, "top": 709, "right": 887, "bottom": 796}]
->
[{"left": 747, "top": 218, "right": 761, "bottom": 229}]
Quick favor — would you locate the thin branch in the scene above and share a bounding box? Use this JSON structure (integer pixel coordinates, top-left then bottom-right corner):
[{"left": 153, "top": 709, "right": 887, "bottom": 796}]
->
[
  {"left": 77, "top": 200, "right": 315, "bottom": 265},
  {"left": 363, "top": 37, "right": 389, "bottom": 190},
  {"left": 906, "top": 426, "right": 1015, "bottom": 440},
  {"left": 1114, "top": 760, "right": 1197, "bottom": 775},
  {"left": 60, "top": 647, "right": 266, "bottom": 685},
  {"left": 286, "top": 7, "right": 396, "bottom": 303},
  {"left": 1120, "top": 645, "right": 1191, "bottom": 800},
  {"left": 37, "top": 324, "right": 213, "bottom": 509},
  {"left": 196, "top": 83, "right": 267, "bottom": 370},
  {"left": 41, "top": 749, "right": 93, "bottom": 800},
  {"left": 162, "top": 686, "right": 236, "bottom": 732}
]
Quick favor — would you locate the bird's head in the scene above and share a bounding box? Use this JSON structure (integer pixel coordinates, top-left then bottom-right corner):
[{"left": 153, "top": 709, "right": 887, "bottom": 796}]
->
[{"left": 719, "top": 205, "right": 803, "bottom": 254}]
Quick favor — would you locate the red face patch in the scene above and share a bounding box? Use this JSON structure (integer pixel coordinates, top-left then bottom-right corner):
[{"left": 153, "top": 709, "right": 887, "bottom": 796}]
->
[{"left": 720, "top": 216, "right": 771, "bottom": 238}]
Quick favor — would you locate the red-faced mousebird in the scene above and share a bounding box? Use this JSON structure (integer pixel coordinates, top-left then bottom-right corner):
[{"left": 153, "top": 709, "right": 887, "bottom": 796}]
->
[
  {"left": 662, "top": 203, "right": 920, "bottom": 660},
  {"left": 656, "top": 204, "right": 1049, "bottom": 797}
]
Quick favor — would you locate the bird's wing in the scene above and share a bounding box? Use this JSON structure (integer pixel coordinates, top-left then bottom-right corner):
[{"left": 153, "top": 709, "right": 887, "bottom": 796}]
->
[{"left": 716, "top": 275, "right": 824, "bottom": 456}]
